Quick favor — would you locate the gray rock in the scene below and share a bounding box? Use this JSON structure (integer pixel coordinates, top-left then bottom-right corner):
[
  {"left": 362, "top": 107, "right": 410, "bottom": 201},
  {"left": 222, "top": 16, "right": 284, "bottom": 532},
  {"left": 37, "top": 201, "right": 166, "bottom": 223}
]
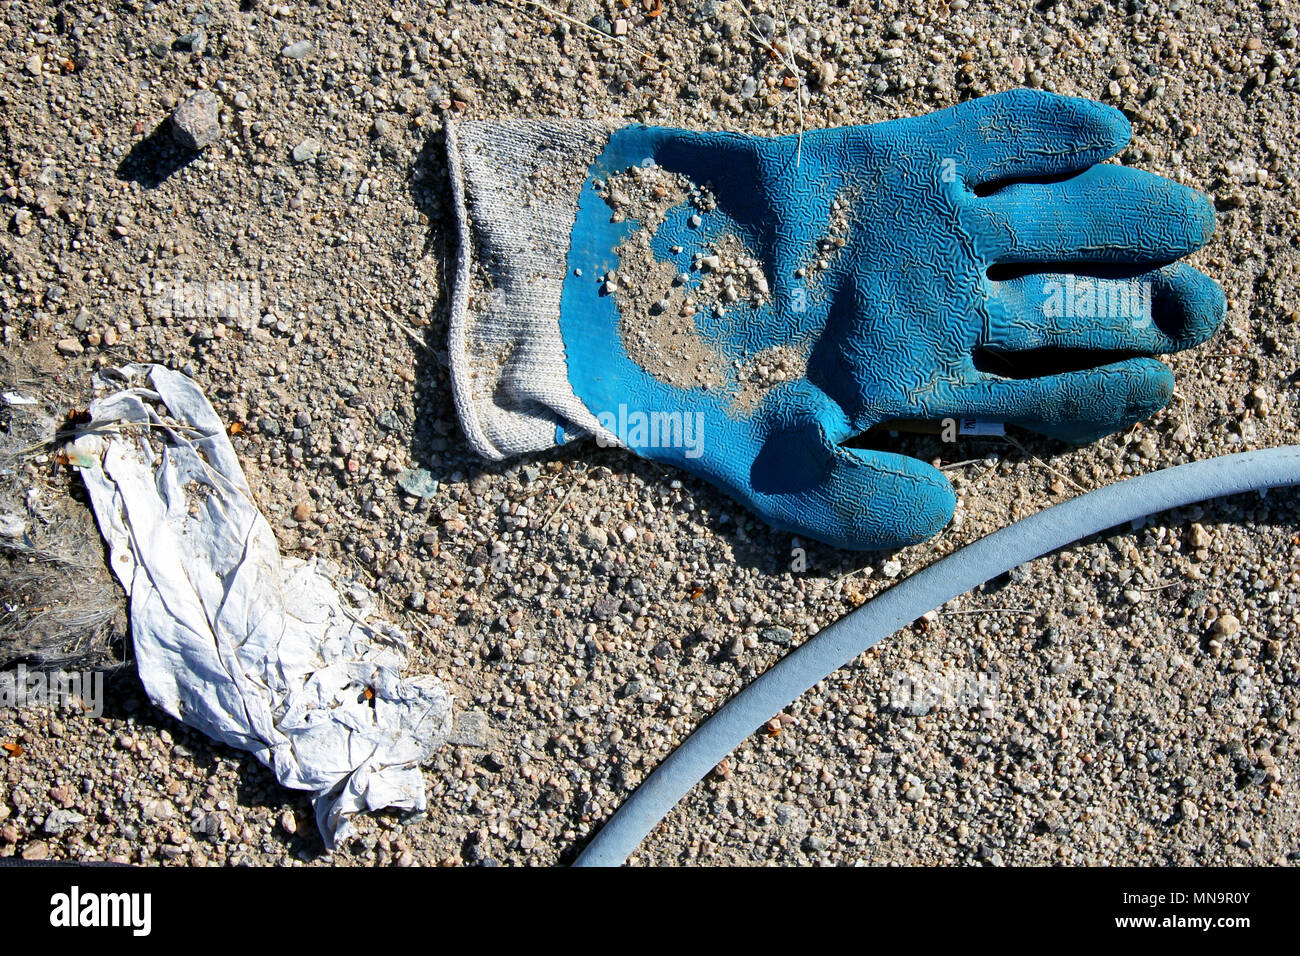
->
[
  {"left": 171, "top": 90, "right": 221, "bottom": 150},
  {"left": 43, "top": 808, "right": 85, "bottom": 836},
  {"left": 140, "top": 798, "right": 177, "bottom": 823},
  {"left": 761, "top": 626, "right": 793, "bottom": 646},
  {"left": 446, "top": 710, "right": 488, "bottom": 747},
  {"left": 592, "top": 593, "right": 620, "bottom": 620},
  {"left": 281, "top": 40, "right": 315, "bottom": 60},
  {"left": 801, "top": 834, "right": 827, "bottom": 853},
  {"left": 397, "top": 468, "right": 439, "bottom": 498},
  {"left": 176, "top": 31, "right": 206, "bottom": 54},
  {"left": 292, "top": 138, "right": 321, "bottom": 163}
]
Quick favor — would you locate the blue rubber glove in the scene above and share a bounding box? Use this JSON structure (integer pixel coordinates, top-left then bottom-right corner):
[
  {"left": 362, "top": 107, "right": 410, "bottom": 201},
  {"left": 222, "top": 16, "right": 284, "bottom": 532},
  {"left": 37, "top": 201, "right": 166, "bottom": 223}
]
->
[{"left": 451, "top": 90, "right": 1224, "bottom": 551}]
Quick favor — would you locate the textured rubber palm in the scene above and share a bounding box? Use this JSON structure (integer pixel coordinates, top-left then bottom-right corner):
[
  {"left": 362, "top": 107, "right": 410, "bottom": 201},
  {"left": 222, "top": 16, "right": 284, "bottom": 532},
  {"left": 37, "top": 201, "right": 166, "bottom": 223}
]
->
[
  {"left": 557, "top": 90, "right": 1224, "bottom": 550},
  {"left": 572, "top": 447, "right": 1300, "bottom": 866}
]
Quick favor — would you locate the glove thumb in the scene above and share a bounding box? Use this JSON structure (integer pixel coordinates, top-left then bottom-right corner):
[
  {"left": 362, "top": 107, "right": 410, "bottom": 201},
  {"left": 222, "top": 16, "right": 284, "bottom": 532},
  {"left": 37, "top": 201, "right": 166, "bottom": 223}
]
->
[{"left": 748, "top": 425, "right": 956, "bottom": 551}]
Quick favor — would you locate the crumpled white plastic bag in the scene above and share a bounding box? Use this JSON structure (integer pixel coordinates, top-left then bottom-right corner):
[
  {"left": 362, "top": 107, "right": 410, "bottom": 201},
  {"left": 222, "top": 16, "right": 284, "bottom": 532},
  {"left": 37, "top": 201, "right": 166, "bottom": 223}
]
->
[{"left": 70, "top": 364, "right": 452, "bottom": 847}]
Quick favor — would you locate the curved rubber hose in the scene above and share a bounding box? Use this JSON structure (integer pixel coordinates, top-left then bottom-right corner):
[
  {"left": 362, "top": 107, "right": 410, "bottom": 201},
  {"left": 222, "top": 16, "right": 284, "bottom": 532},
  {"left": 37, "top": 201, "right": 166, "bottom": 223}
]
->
[{"left": 573, "top": 447, "right": 1300, "bottom": 866}]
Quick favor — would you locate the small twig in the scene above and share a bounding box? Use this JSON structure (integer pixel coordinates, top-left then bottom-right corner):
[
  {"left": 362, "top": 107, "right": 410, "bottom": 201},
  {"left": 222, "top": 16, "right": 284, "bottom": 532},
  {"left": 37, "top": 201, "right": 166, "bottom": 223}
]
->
[
  {"left": 390, "top": 315, "right": 427, "bottom": 351},
  {"left": 508, "top": 470, "right": 562, "bottom": 503},
  {"left": 965, "top": 461, "right": 1001, "bottom": 488},
  {"left": 863, "top": 89, "right": 894, "bottom": 110},
  {"left": 63, "top": 419, "right": 211, "bottom": 445},
  {"left": 361, "top": 290, "right": 428, "bottom": 351},
  {"left": 1171, "top": 389, "right": 1195, "bottom": 445},
  {"left": 347, "top": 552, "right": 439, "bottom": 645},
  {"left": 940, "top": 607, "right": 1032, "bottom": 616},
  {"left": 398, "top": 598, "right": 440, "bottom": 645},
  {"left": 831, "top": 564, "right": 873, "bottom": 590},
  {"left": 739, "top": 2, "right": 804, "bottom": 165},
  {"left": 1002, "top": 434, "right": 1087, "bottom": 494},
  {"left": 940, "top": 457, "right": 987, "bottom": 471},
  {"left": 541, "top": 480, "right": 580, "bottom": 531},
  {"left": 487, "top": 0, "right": 666, "bottom": 67},
  {"left": 774, "top": 0, "right": 805, "bottom": 167}
]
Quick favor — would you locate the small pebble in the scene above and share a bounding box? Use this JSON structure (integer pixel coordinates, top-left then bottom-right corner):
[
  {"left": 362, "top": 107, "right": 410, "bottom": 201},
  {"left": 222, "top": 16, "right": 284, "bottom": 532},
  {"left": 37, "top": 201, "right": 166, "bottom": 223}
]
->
[
  {"left": 292, "top": 138, "right": 322, "bottom": 163},
  {"left": 1213, "top": 614, "right": 1241, "bottom": 637}
]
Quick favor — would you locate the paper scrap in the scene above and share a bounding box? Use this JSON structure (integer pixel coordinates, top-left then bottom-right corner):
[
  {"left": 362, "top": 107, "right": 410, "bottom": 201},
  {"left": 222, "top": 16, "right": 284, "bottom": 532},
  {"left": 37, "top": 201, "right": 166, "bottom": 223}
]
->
[{"left": 70, "top": 364, "right": 452, "bottom": 847}]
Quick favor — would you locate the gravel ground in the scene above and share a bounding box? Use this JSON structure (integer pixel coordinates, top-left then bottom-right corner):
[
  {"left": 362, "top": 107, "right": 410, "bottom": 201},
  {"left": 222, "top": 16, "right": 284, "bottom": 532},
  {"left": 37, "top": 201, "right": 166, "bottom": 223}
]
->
[{"left": 1, "top": 0, "right": 1299, "bottom": 866}]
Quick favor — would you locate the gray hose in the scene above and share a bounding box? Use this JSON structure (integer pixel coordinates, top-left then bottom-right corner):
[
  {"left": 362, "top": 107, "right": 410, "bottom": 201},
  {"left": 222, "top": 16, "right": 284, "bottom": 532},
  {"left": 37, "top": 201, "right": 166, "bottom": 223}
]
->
[{"left": 573, "top": 446, "right": 1300, "bottom": 866}]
